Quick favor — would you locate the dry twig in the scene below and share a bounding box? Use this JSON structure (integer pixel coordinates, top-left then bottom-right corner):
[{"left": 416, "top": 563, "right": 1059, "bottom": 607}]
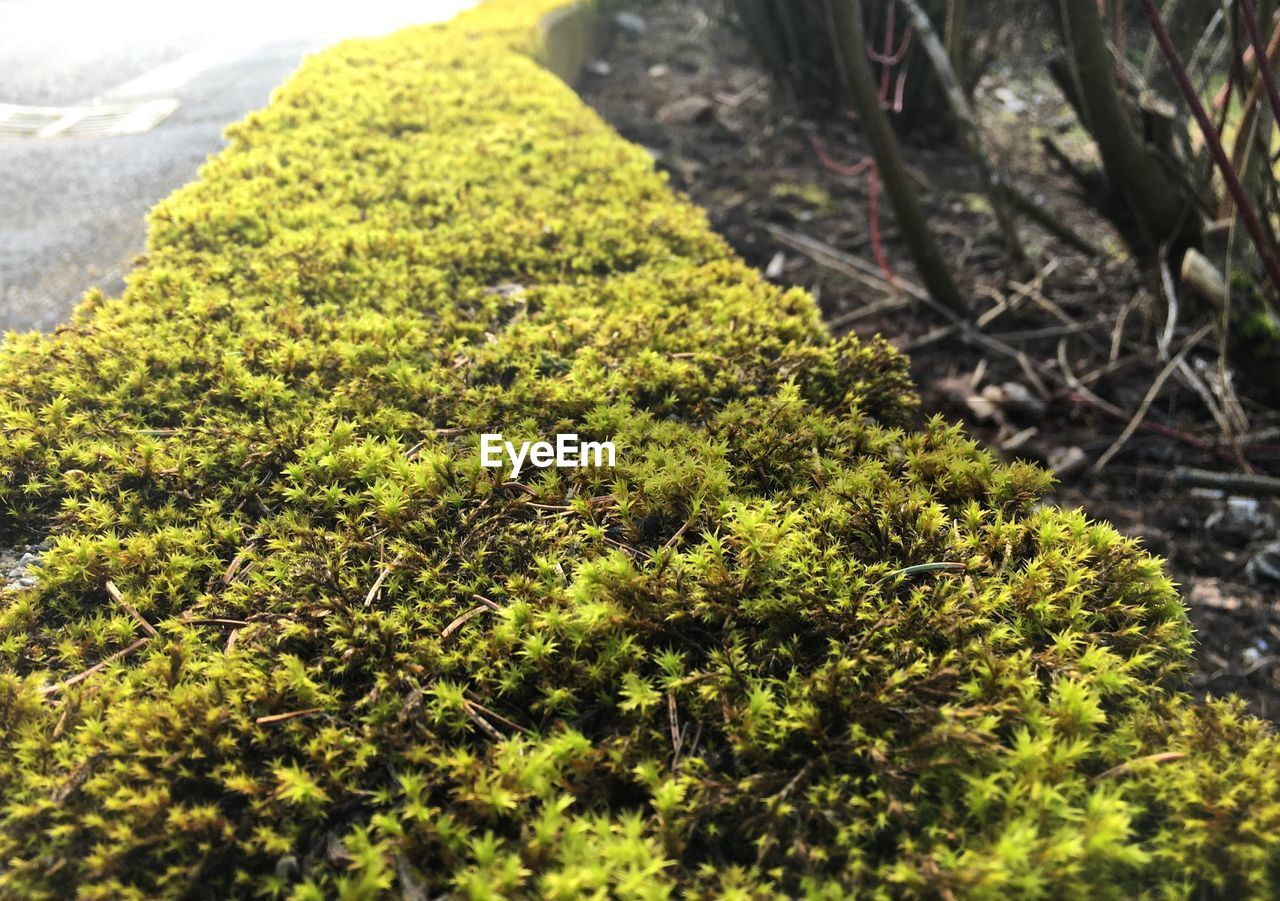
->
[
  {"left": 42, "top": 638, "right": 151, "bottom": 698},
  {"left": 105, "top": 580, "right": 157, "bottom": 637},
  {"left": 1092, "top": 323, "right": 1215, "bottom": 471}
]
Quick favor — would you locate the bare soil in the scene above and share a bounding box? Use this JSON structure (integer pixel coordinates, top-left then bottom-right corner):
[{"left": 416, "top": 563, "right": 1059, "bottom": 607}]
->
[{"left": 579, "top": 1, "right": 1280, "bottom": 720}]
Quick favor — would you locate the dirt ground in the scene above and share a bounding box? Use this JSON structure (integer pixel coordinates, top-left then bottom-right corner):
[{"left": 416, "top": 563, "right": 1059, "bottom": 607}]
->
[{"left": 579, "top": 1, "right": 1280, "bottom": 720}]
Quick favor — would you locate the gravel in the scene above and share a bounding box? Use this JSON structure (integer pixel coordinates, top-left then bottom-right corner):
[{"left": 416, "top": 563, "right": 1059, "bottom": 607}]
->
[{"left": 0, "top": 544, "right": 46, "bottom": 594}]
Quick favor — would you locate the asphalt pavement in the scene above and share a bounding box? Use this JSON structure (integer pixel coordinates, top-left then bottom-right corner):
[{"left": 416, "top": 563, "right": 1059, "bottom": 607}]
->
[{"left": 0, "top": 0, "right": 473, "bottom": 333}]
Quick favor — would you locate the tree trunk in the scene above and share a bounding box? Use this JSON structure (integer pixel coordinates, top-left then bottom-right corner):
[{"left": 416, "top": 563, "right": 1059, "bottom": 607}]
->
[
  {"left": 825, "top": 0, "right": 968, "bottom": 314},
  {"left": 899, "top": 0, "right": 1027, "bottom": 272},
  {"left": 1056, "top": 0, "right": 1201, "bottom": 257}
]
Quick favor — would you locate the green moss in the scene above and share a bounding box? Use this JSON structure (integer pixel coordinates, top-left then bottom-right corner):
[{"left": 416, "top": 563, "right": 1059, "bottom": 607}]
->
[
  {"left": 1217, "top": 269, "right": 1280, "bottom": 403},
  {"left": 768, "top": 182, "right": 835, "bottom": 212},
  {"left": 0, "top": 1, "right": 1277, "bottom": 897}
]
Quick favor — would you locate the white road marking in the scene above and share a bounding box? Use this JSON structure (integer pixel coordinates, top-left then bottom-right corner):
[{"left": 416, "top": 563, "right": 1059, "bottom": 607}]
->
[
  {"left": 0, "top": 0, "right": 480, "bottom": 141},
  {"left": 104, "top": 42, "right": 245, "bottom": 100},
  {"left": 35, "top": 108, "right": 86, "bottom": 138},
  {"left": 0, "top": 100, "right": 181, "bottom": 140}
]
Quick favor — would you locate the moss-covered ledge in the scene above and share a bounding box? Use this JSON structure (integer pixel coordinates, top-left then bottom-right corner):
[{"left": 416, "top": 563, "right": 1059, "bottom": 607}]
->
[{"left": 0, "top": 1, "right": 1277, "bottom": 897}]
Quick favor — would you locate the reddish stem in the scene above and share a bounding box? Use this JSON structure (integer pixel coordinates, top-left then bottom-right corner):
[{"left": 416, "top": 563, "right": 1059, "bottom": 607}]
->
[
  {"left": 867, "top": 163, "right": 898, "bottom": 286},
  {"left": 1236, "top": 0, "right": 1280, "bottom": 135},
  {"left": 1139, "top": 0, "right": 1280, "bottom": 297},
  {"left": 891, "top": 66, "right": 908, "bottom": 113},
  {"left": 811, "top": 134, "right": 874, "bottom": 177},
  {"left": 808, "top": 135, "right": 897, "bottom": 285}
]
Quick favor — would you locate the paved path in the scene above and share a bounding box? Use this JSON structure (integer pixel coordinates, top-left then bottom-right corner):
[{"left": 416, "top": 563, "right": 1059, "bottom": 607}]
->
[{"left": 0, "top": 0, "right": 473, "bottom": 332}]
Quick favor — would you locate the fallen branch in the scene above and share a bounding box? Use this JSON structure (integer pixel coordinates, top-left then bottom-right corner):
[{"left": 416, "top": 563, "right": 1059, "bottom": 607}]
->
[
  {"left": 668, "top": 691, "right": 682, "bottom": 759},
  {"left": 1170, "top": 466, "right": 1280, "bottom": 496},
  {"left": 767, "top": 223, "right": 1057, "bottom": 380},
  {"left": 440, "top": 594, "right": 503, "bottom": 640},
  {"left": 441, "top": 606, "right": 490, "bottom": 640},
  {"left": 765, "top": 223, "right": 928, "bottom": 300},
  {"left": 1096, "top": 752, "right": 1187, "bottom": 780},
  {"left": 462, "top": 691, "right": 528, "bottom": 734},
  {"left": 462, "top": 702, "right": 505, "bottom": 742},
  {"left": 1055, "top": 338, "right": 1256, "bottom": 469},
  {"left": 221, "top": 543, "right": 257, "bottom": 585},
  {"left": 363, "top": 561, "right": 396, "bottom": 608},
  {"left": 178, "top": 616, "right": 251, "bottom": 627},
  {"left": 661, "top": 509, "right": 699, "bottom": 551},
  {"left": 825, "top": 294, "right": 913, "bottom": 331}
]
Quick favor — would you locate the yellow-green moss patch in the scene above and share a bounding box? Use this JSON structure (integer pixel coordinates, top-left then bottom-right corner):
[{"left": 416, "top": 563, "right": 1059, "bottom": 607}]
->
[{"left": 0, "top": 2, "right": 1278, "bottom": 897}]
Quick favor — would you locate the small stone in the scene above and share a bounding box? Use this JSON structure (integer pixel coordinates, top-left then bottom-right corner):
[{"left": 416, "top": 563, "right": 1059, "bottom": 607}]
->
[
  {"left": 1246, "top": 541, "right": 1280, "bottom": 585},
  {"left": 648, "top": 63, "right": 670, "bottom": 78},
  {"left": 585, "top": 59, "right": 612, "bottom": 78},
  {"left": 999, "top": 381, "right": 1046, "bottom": 420},
  {"left": 483, "top": 283, "right": 526, "bottom": 299},
  {"left": 1205, "top": 496, "right": 1276, "bottom": 543},
  {"left": 765, "top": 252, "right": 786, "bottom": 280},
  {"left": 274, "top": 855, "right": 299, "bottom": 882},
  {"left": 1187, "top": 578, "right": 1239, "bottom": 611},
  {"left": 326, "top": 832, "right": 354, "bottom": 864},
  {"left": 614, "top": 12, "right": 647, "bottom": 39},
  {"left": 992, "top": 86, "right": 1027, "bottom": 114}
]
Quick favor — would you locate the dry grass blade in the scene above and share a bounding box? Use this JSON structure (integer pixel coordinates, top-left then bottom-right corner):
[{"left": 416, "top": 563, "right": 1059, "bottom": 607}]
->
[
  {"left": 105, "top": 580, "right": 158, "bottom": 637},
  {"left": 1092, "top": 322, "right": 1215, "bottom": 472},
  {"left": 363, "top": 558, "right": 401, "bottom": 608},
  {"left": 461, "top": 702, "right": 505, "bottom": 742},
  {"left": 441, "top": 598, "right": 501, "bottom": 640},
  {"left": 256, "top": 708, "right": 323, "bottom": 726},
  {"left": 42, "top": 637, "right": 151, "bottom": 698},
  {"left": 1096, "top": 752, "right": 1187, "bottom": 780}
]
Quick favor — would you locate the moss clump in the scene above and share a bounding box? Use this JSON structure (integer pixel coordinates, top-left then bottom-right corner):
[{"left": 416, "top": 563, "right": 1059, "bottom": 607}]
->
[
  {"left": 1225, "top": 271, "right": 1280, "bottom": 404},
  {"left": 0, "top": 2, "right": 1278, "bottom": 897}
]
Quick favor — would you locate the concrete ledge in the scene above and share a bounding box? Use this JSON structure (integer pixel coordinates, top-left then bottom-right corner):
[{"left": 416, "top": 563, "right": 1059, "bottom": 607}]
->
[{"left": 537, "top": 1, "right": 599, "bottom": 82}]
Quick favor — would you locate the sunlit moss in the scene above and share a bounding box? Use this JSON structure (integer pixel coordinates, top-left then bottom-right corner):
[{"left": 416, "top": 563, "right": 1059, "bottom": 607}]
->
[{"left": 0, "top": 2, "right": 1277, "bottom": 898}]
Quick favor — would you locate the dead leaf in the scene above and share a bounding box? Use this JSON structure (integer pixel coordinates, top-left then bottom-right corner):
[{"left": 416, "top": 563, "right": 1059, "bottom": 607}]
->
[
  {"left": 1047, "top": 446, "right": 1087, "bottom": 477},
  {"left": 657, "top": 95, "right": 714, "bottom": 125}
]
